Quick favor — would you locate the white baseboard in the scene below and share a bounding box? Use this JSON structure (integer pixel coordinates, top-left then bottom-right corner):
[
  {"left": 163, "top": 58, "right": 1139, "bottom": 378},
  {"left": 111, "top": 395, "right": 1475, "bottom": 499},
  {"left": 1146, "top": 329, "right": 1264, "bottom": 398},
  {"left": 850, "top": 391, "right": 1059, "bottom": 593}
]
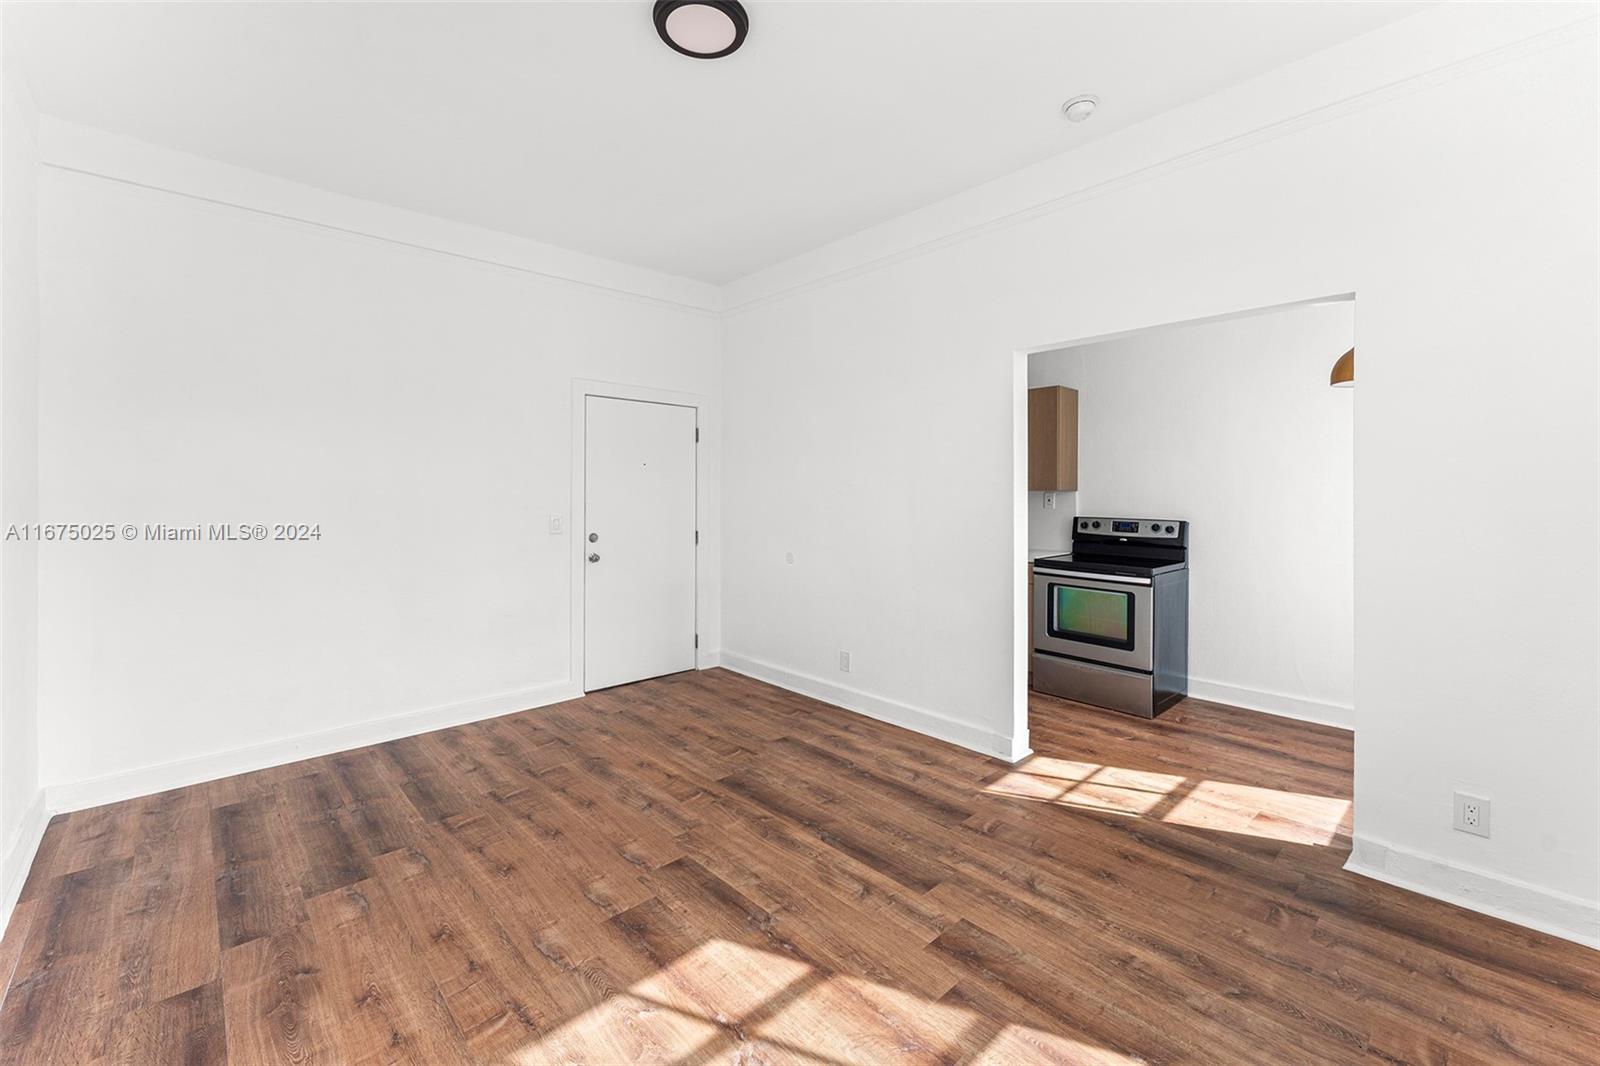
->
[
  {"left": 44, "top": 680, "right": 584, "bottom": 815},
  {"left": 1345, "top": 834, "right": 1600, "bottom": 950},
  {"left": 1, "top": 790, "right": 49, "bottom": 936},
  {"left": 719, "top": 651, "right": 1017, "bottom": 761},
  {"left": 1187, "top": 677, "right": 1353, "bottom": 731}
]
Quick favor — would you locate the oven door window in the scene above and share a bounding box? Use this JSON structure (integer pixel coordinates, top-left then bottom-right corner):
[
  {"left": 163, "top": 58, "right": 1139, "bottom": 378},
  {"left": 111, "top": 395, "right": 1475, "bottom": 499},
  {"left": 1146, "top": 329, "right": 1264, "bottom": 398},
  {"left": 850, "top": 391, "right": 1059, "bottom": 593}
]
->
[{"left": 1048, "top": 583, "right": 1136, "bottom": 650}]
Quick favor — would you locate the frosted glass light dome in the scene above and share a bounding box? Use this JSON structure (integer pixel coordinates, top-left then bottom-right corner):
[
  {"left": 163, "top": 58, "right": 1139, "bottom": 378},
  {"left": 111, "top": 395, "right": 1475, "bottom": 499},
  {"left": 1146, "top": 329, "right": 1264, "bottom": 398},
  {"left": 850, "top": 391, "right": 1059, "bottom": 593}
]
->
[{"left": 654, "top": 2, "right": 749, "bottom": 59}]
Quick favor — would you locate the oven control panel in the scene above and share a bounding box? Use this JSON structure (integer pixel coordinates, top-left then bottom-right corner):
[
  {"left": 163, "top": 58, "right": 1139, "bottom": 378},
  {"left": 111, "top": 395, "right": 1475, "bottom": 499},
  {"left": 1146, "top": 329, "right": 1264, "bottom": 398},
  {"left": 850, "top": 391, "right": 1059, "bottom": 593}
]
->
[{"left": 1076, "top": 517, "right": 1184, "bottom": 540}]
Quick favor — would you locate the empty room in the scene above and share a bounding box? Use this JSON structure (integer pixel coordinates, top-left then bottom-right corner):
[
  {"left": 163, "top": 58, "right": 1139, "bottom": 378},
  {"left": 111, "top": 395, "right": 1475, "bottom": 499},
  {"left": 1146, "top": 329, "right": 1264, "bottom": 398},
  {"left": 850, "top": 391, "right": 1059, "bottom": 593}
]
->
[{"left": 0, "top": 2, "right": 1596, "bottom": 1063}]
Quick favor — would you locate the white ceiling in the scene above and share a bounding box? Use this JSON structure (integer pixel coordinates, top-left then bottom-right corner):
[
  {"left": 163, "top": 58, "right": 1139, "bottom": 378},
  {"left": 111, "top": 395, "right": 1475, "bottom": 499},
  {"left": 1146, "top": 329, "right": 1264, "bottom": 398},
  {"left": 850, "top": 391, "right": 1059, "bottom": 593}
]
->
[{"left": 7, "top": 2, "right": 1425, "bottom": 284}]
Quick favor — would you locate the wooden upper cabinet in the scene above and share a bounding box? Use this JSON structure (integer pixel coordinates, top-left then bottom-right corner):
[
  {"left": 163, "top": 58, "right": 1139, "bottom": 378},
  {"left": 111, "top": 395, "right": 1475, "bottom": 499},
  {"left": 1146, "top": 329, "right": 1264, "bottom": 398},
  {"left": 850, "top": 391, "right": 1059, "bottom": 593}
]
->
[{"left": 1028, "top": 385, "right": 1079, "bottom": 491}]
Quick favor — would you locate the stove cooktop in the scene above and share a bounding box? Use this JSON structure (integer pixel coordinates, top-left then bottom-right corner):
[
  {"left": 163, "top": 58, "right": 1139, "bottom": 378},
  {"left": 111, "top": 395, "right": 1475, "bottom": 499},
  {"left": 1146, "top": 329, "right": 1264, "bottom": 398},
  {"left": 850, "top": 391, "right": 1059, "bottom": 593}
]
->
[{"left": 1032, "top": 553, "right": 1188, "bottom": 578}]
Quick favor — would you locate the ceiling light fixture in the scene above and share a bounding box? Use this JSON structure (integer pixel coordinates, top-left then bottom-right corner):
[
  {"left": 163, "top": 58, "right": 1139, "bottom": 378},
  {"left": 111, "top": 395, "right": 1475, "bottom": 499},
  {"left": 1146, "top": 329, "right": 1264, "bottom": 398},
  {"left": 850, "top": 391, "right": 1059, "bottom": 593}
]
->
[
  {"left": 654, "top": 1, "right": 749, "bottom": 60},
  {"left": 1061, "top": 95, "right": 1099, "bottom": 123}
]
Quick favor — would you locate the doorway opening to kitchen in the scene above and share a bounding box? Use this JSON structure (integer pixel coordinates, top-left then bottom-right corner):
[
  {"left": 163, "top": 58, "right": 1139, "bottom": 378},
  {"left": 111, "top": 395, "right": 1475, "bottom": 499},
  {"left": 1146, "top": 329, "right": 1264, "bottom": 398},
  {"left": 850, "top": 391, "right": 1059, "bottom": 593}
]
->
[{"left": 1008, "top": 296, "right": 1355, "bottom": 848}]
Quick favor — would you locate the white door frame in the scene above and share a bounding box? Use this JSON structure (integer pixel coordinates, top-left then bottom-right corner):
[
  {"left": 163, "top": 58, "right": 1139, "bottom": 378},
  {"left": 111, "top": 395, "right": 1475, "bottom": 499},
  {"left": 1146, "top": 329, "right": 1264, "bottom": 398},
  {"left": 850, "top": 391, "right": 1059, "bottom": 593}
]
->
[
  {"left": 569, "top": 378, "right": 713, "bottom": 694},
  {"left": 1008, "top": 292, "right": 1354, "bottom": 762}
]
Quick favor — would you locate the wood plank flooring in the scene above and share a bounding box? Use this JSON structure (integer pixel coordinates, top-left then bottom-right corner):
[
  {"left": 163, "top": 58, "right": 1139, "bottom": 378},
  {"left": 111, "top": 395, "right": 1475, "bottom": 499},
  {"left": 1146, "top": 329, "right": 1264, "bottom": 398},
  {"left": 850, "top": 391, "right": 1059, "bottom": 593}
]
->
[{"left": 0, "top": 668, "right": 1595, "bottom": 1063}]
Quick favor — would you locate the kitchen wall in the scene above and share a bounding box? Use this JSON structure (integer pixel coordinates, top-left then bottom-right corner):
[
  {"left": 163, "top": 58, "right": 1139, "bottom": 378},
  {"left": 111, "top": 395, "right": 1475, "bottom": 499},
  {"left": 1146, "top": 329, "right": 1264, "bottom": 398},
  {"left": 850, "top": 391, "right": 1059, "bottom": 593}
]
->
[
  {"left": 33, "top": 124, "right": 723, "bottom": 806},
  {"left": 1025, "top": 495, "right": 1077, "bottom": 553},
  {"left": 0, "top": 29, "right": 44, "bottom": 919},
  {"left": 722, "top": 6, "right": 1598, "bottom": 944},
  {"left": 1030, "top": 302, "right": 1355, "bottom": 724}
]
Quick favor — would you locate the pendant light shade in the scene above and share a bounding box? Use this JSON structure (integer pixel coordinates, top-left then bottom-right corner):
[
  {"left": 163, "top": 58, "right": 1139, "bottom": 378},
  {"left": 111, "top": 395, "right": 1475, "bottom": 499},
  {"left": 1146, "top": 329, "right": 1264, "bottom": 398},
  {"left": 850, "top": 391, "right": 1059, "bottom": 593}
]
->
[
  {"left": 1330, "top": 348, "right": 1354, "bottom": 388},
  {"left": 654, "top": 1, "right": 749, "bottom": 59}
]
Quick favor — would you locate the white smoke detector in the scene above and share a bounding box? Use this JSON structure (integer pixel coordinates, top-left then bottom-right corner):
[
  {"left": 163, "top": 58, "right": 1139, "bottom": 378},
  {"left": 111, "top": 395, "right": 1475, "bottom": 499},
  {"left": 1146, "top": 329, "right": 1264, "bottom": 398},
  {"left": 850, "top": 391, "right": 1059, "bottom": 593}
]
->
[{"left": 1061, "top": 95, "right": 1099, "bottom": 123}]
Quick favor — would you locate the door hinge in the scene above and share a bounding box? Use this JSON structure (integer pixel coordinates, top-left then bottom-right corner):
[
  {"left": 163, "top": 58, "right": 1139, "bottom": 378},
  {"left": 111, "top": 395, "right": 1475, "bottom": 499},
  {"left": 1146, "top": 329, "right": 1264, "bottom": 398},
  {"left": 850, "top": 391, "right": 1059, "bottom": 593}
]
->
[
  {"left": 694, "top": 633, "right": 699, "bottom": 649},
  {"left": 694, "top": 426, "right": 700, "bottom": 442},
  {"left": 694, "top": 529, "right": 699, "bottom": 544}
]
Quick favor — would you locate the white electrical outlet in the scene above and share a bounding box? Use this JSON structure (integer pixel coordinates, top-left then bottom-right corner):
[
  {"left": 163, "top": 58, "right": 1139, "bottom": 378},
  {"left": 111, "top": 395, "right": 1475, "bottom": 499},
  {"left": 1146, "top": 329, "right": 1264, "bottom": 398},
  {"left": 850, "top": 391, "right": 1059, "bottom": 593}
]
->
[
  {"left": 1453, "top": 792, "right": 1491, "bottom": 838},
  {"left": 839, "top": 651, "right": 851, "bottom": 673},
  {"left": 1043, "top": 492, "right": 1057, "bottom": 510}
]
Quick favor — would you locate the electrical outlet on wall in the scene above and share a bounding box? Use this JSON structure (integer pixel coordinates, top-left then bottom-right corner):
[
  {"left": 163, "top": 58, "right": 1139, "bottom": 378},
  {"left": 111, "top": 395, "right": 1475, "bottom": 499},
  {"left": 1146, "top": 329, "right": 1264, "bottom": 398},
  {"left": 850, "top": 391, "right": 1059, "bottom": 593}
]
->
[
  {"left": 839, "top": 651, "right": 851, "bottom": 673},
  {"left": 1043, "top": 492, "right": 1056, "bottom": 510},
  {"left": 1453, "top": 792, "right": 1491, "bottom": 838}
]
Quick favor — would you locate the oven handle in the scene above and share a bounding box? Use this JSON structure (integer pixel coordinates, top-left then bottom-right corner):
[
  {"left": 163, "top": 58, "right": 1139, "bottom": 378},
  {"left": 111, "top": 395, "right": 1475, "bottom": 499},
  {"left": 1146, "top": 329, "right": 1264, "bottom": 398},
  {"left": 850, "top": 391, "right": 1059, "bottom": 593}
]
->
[{"left": 1034, "top": 569, "right": 1152, "bottom": 586}]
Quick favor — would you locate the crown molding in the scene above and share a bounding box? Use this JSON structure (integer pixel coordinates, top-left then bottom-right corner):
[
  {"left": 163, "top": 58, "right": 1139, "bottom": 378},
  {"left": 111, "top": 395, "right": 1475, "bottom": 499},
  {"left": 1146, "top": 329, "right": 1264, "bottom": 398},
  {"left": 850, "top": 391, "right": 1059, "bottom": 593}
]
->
[
  {"left": 720, "top": 4, "right": 1598, "bottom": 314},
  {"left": 29, "top": 5, "right": 1597, "bottom": 322},
  {"left": 38, "top": 117, "right": 723, "bottom": 316}
]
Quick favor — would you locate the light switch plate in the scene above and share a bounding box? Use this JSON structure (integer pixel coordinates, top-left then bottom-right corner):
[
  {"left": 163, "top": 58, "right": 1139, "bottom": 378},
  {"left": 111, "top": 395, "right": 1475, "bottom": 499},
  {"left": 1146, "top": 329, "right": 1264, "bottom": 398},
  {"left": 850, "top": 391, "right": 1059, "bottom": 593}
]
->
[{"left": 548, "top": 516, "right": 564, "bottom": 535}]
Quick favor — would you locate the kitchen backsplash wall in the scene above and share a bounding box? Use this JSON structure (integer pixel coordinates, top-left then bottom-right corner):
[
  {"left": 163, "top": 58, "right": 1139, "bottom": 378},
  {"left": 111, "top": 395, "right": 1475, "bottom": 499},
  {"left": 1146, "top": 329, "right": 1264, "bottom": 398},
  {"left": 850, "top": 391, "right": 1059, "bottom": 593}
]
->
[{"left": 1026, "top": 490, "right": 1078, "bottom": 550}]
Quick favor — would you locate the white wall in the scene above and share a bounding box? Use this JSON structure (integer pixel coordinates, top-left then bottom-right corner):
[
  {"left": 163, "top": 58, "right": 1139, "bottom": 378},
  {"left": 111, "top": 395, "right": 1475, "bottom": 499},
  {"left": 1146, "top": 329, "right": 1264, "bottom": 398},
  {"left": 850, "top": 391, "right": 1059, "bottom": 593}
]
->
[
  {"left": 723, "top": 7, "right": 1598, "bottom": 944},
  {"left": 1025, "top": 493, "right": 1077, "bottom": 553},
  {"left": 0, "top": 28, "right": 44, "bottom": 922},
  {"left": 1031, "top": 303, "right": 1355, "bottom": 724},
  {"left": 34, "top": 129, "right": 723, "bottom": 806}
]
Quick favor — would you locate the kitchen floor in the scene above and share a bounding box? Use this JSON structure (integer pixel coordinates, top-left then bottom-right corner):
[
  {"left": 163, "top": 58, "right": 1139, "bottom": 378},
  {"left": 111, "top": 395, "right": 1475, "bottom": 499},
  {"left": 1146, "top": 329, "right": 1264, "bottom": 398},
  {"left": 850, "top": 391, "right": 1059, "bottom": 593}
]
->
[{"left": 0, "top": 669, "right": 1594, "bottom": 1063}]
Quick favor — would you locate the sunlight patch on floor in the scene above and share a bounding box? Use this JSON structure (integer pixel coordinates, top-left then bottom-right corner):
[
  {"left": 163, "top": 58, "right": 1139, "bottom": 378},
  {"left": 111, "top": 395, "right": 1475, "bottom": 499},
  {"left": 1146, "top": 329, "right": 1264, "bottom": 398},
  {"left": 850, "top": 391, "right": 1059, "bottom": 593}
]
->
[
  {"left": 516, "top": 937, "right": 1140, "bottom": 1064},
  {"left": 983, "top": 758, "right": 1352, "bottom": 846}
]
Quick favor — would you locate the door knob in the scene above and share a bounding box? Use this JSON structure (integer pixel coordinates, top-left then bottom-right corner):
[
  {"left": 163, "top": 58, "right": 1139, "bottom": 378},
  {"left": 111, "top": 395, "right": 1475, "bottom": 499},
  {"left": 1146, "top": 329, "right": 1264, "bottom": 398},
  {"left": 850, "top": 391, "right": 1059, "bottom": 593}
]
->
[
  {"left": 588, "top": 553, "right": 600, "bottom": 563},
  {"left": 588, "top": 533, "right": 599, "bottom": 543}
]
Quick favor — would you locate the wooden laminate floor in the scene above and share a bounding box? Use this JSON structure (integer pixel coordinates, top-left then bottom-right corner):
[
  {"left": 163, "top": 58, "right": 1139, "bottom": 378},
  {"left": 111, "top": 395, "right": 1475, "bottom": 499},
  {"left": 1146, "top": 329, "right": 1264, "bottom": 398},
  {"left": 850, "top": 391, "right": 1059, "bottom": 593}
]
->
[{"left": 0, "top": 669, "right": 1595, "bottom": 1064}]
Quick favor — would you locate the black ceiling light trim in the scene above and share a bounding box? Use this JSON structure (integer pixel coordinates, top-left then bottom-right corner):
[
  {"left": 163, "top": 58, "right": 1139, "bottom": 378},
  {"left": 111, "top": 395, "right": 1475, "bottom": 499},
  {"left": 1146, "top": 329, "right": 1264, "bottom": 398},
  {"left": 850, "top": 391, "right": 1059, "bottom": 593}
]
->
[{"left": 653, "top": 1, "right": 749, "bottom": 60}]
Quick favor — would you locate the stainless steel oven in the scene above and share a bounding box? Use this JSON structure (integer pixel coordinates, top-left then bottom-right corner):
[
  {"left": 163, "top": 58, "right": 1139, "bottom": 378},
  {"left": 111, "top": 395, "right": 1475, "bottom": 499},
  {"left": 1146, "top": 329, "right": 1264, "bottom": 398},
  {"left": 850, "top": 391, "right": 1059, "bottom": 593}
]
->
[
  {"left": 1030, "top": 517, "right": 1189, "bottom": 718},
  {"left": 1032, "top": 570, "right": 1153, "bottom": 672}
]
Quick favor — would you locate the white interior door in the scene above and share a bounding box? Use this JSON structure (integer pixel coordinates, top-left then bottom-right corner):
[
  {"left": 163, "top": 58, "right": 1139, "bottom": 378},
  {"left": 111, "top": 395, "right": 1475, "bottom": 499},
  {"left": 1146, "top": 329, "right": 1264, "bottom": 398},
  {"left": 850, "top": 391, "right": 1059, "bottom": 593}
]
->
[{"left": 584, "top": 395, "right": 697, "bottom": 690}]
